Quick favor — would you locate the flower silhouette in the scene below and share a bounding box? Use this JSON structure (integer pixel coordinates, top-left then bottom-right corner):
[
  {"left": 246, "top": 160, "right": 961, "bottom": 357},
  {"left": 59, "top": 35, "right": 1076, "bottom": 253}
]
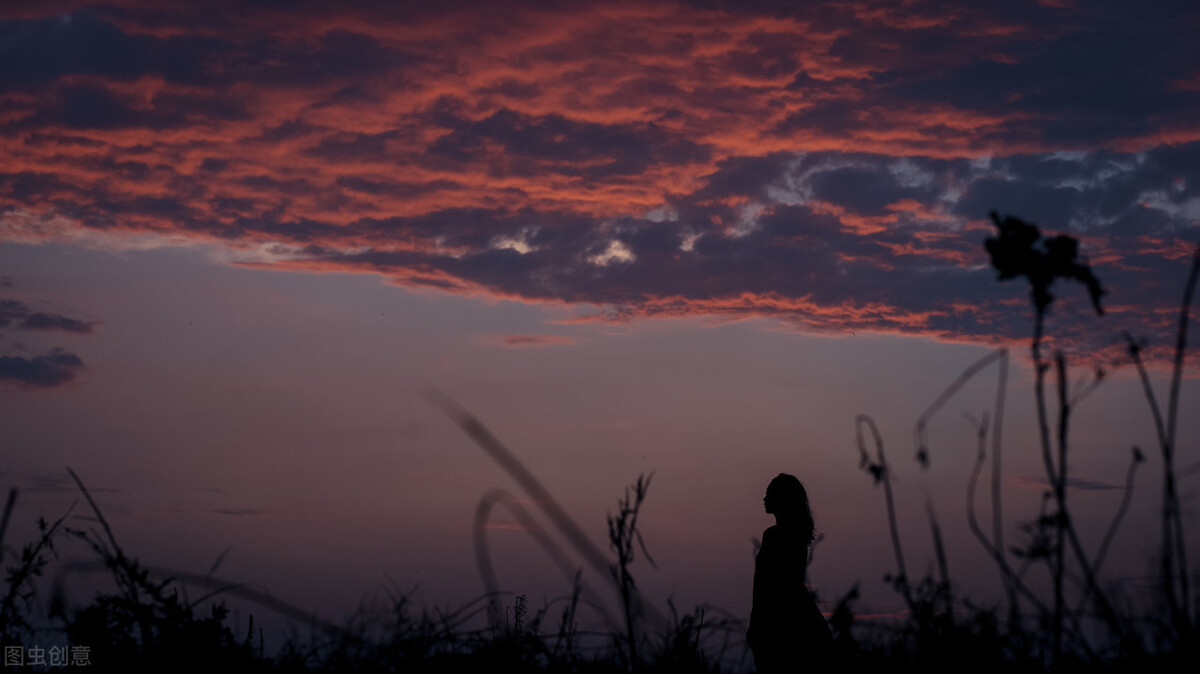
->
[{"left": 985, "top": 212, "right": 1105, "bottom": 316}]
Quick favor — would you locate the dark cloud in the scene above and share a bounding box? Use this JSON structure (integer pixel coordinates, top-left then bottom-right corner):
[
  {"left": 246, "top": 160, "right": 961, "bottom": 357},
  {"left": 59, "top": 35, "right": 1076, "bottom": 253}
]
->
[
  {"left": 773, "top": 100, "right": 870, "bottom": 138},
  {"left": 238, "top": 174, "right": 316, "bottom": 196},
  {"left": 280, "top": 138, "right": 1196, "bottom": 348},
  {"left": 0, "top": 298, "right": 96, "bottom": 333},
  {"left": 0, "top": 348, "right": 85, "bottom": 388},
  {"left": 955, "top": 177, "right": 1081, "bottom": 227},
  {"left": 18, "top": 473, "right": 122, "bottom": 494},
  {"left": 482, "top": 334, "right": 576, "bottom": 348},
  {"left": 200, "top": 157, "right": 230, "bottom": 172},
  {"left": 808, "top": 166, "right": 929, "bottom": 215},
  {"left": 336, "top": 177, "right": 462, "bottom": 198},
  {"left": 0, "top": 12, "right": 155, "bottom": 90},
  {"left": 19, "top": 312, "right": 95, "bottom": 334},
  {"left": 0, "top": 294, "right": 95, "bottom": 389},
  {"left": 1, "top": 2, "right": 1192, "bottom": 151},
  {"left": 212, "top": 508, "right": 264, "bottom": 517},
  {"left": 862, "top": 4, "right": 1200, "bottom": 144},
  {"left": 305, "top": 129, "right": 412, "bottom": 163},
  {"left": 695, "top": 153, "right": 794, "bottom": 200},
  {"left": 721, "top": 35, "right": 800, "bottom": 81},
  {"left": 0, "top": 171, "right": 73, "bottom": 201},
  {"left": 300, "top": 198, "right": 1003, "bottom": 337},
  {"left": 0, "top": 12, "right": 419, "bottom": 91},
  {"left": 476, "top": 78, "right": 544, "bottom": 101},
  {"left": 955, "top": 147, "right": 1200, "bottom": 237},
  {"left": 427, "top": 108, "right": 711, "bottom": 179},
  {"left": 14, "top": 83, "right": 251, "bottom": 130},
  {"left": 256, "top": 118, "right": 324, "bottom": 143}
]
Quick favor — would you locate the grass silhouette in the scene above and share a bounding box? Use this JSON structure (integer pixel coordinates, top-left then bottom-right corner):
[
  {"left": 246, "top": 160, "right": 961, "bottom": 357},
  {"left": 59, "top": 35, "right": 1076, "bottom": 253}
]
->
[{"left": 845, "top": 214, "right": 1199, "bottom": 671}]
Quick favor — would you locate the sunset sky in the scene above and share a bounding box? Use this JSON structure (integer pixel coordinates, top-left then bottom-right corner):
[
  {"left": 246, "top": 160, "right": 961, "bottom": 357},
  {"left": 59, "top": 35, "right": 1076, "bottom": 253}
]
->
[{"left": 2, "top": 0, "right": 1198, "bottom": 644}]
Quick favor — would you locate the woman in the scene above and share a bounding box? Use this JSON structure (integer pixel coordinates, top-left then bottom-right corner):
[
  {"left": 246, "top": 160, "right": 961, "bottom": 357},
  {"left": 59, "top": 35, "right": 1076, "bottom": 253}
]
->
[{"left": 747, "top": 473, "right": 833, "bottom": 673}]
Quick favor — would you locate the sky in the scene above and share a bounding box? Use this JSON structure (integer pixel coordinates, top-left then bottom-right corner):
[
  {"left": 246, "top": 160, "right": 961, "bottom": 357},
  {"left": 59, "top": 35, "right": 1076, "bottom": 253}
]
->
[{"left": 1, "top": 0, "right": 1199, "bottom": 652}]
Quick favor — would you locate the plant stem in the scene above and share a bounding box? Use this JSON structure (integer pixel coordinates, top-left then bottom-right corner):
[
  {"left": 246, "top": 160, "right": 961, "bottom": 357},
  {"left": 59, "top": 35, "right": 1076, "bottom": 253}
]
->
[
  {"left": 1164, "top": 247, "right": 1199, "bottom": 630},
  {"left": 1054, "top": 352, "right": 1070, "bottom": 662},
  {"left": 1029, "top": 307, "right": 1064, "bottom": 660},
  {"left": 856, "top": 415, "right": 911, "bottom": 609}
]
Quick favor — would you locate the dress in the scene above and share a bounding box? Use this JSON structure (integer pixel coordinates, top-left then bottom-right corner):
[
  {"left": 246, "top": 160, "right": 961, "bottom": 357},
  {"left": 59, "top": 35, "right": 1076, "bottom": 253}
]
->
[{"left": 748, "top": 524, "right": 833, "bottom": 672}]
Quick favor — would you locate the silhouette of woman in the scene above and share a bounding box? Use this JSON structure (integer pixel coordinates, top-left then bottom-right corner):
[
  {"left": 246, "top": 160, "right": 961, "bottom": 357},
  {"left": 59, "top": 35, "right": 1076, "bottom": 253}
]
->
[{"left": 747, "top": 473, "right": 833, "bottom": 673}]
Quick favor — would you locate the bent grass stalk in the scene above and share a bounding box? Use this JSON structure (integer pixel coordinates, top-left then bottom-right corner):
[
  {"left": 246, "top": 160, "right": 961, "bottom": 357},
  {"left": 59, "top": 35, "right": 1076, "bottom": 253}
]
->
[
  {"left": 425, "top": 388, "right": 666, "bottom": 630},
  {"left": 472, "top": 488, "right": 615, "bottom": 626},
  {"left": 855, "top": 414, "right": 911, "bottom": 611},
  {"left": 1122, "top": 245, "right": 1199, "bottom": 636}
]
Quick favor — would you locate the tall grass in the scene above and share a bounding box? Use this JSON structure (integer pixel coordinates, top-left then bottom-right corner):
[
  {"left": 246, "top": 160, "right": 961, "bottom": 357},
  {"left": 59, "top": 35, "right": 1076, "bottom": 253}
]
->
[{"left": 848, "top": 214, "right": 1199, "bottom": 670}]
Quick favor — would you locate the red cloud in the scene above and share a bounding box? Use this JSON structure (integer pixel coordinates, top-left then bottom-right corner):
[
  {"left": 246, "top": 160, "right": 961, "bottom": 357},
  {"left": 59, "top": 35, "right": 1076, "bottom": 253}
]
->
[
  {"left": 479, "top": 334, "right": 577, "bottom": 348},
  {"left": 1, "top": 1, "right": 1197, "bottom": 352}
]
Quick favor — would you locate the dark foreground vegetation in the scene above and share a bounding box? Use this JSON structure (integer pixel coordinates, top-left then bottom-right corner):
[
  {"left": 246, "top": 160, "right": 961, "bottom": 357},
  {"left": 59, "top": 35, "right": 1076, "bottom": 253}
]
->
[{"left": 2, "top": 216, "right": 1198, "bottom": 672}]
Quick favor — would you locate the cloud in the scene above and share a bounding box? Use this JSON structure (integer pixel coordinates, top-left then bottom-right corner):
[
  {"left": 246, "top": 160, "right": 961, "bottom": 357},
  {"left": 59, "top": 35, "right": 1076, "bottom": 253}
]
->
[
  {"left": 0, "top": 11, "right": 419, "bottom": 91},
  {"left": 20, "top": 311, "right": 95, "bottom": 333},
  {"left": 17, "top": 82, "right": 252, "bottom": 131},
  {"left": 211, "top": 507, "right": 265, "bottom": 517},
  {"left": 479, "top": 334, "right": 577, "bottom": 348},
  {"left": 17, "top": 473, "right": 123, "bottom": 494},
  {"left": 426, "top": 108, "right": 711, "bottom": 179},
  {"left": 485, "top": 520, "right": 529, "bottom": 531},
  {"left": 263, "top": 142, "right": 1195, "bottom": 352},
  {"left": 0, "top": 1, "right": 1196, "bottom": 350},
  {"left": 0, "top": 11, "right": 157, "bottom": 90},
  {"left": 0, "top": 348, "right": 85, "bottom": 388},
  {"left": 209, "top": 507, "right": 342, "bottom": 523},
  {"left": 0, "top": 298, "right": 96, "bottom": 333},
  {"left": 0, "top": 292, "right": 93, "bottom": 390}
]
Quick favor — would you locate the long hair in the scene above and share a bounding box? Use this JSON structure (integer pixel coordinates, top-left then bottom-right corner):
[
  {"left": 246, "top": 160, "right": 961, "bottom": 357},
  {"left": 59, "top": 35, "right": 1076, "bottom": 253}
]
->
[{"left": 768, "top": 473, "right": 815, "bottom": 544}]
